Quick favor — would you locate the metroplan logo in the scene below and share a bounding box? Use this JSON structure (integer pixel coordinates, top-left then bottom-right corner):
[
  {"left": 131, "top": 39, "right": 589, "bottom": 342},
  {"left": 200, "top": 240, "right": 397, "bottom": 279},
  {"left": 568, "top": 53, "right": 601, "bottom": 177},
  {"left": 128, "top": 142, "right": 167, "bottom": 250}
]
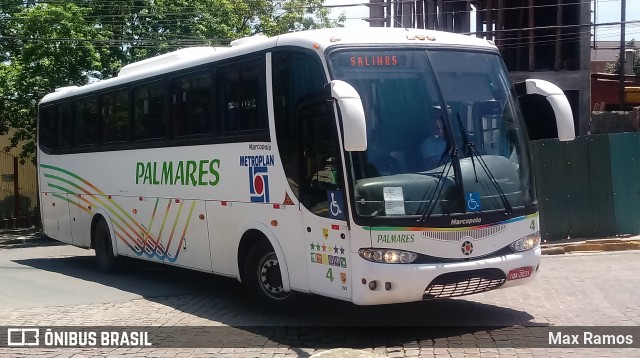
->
[
  {"left": 249, "top": 166, "right": 269, "bottom": 203},
  {"left": 240, "top": 154, "right": 275, "bottom": 203}
]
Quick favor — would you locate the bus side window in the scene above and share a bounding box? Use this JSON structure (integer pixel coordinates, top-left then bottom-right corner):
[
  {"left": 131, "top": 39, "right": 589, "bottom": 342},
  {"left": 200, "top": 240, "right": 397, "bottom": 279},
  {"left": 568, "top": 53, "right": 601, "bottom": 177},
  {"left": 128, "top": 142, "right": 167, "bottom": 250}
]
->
[
  {"left": 74, "top": 96, "right": 98, "bottom": 147},
  {"left": 272, "top": 50, "right": 327, "bottom": 200},
  {"left": 39, "top": 106, "right": 57, "bottom": 150},
  {"left": 299, "top": 100, "right": 343, "bottom": 217},
  {"left": 219, "top": 58, "right": 265, "bottom": 134},
  {"left": 171, "top": 70, "right": 212, "bottom": 138},
  {"left": 190, "top": 71, "right": 213, "bottom": 135},
  {"left": 171, "top": 76, "right": 190, "bottom": 137},
  {"left": 101, "top": 90, "right": 129, "bottom": 144},
  {"left": 135, "top": 80, "right": 167, "bottom": 140},
  {"left": 56, "top": 103, "right": 72, "bottom": 149}
]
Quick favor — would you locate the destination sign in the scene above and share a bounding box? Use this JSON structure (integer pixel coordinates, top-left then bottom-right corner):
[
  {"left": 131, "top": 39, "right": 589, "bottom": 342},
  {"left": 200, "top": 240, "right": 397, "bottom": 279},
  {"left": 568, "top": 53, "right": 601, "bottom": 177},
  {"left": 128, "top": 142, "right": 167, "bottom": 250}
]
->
[{"left": 350, "top": 55, "right": 398, "bottom": 67}]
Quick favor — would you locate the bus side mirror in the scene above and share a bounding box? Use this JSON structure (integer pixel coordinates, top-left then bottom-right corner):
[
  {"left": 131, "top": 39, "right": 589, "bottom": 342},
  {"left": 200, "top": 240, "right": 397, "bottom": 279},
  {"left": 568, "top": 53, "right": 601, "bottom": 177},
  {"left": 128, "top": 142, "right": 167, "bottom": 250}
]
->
[
  {"left": 515, "top": 79, "right": 575, "bottom": 141},
  {"left": 329, "top": 80, "right": 367, "bottom": 151}
]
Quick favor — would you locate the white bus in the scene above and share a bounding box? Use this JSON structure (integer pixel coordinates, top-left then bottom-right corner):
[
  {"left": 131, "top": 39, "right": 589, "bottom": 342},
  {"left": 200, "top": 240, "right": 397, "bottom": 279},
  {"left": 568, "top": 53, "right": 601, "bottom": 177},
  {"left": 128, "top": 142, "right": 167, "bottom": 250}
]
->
[{"left": 38, "top": 28, "right": 574, "bottom": 306}]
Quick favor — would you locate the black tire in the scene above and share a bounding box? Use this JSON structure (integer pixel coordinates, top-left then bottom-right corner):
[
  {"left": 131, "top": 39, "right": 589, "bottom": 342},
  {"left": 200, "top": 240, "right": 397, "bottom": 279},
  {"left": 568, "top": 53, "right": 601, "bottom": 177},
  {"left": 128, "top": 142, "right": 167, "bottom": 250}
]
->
[
  {"left": 244, "top": 240, "right": 295, "bottom": 309},
  {"left": 94, "top": 219, "right": 117, "bottom": 273}
]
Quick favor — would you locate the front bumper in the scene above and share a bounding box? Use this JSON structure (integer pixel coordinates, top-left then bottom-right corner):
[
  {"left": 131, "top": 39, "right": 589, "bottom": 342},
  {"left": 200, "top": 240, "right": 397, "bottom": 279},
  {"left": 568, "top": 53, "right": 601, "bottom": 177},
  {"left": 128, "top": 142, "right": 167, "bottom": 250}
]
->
[{"left": 350, "top": 247, "right": 540, "bottom": 305}]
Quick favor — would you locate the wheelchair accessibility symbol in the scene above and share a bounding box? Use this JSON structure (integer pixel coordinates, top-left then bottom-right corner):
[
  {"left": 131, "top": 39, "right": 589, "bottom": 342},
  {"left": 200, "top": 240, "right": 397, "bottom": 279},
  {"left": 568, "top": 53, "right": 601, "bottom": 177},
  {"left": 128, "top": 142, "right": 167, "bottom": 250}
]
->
[
  {"left": 327, "top": 190, "right": 346, "bottom": 220},
  {"left": 466, "top": 192, "right": 481, "bottom": 212}
]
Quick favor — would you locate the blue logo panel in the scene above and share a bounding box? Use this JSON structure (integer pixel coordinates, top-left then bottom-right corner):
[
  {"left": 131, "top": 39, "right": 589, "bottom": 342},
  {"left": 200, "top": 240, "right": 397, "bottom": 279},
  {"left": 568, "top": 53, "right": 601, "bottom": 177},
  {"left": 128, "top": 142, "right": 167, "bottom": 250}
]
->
[
  {"left": 466, "top": 192, "right": 481, "bottom": 212},
  {"left": 327, "top": 190, "right": 345, "bottom": 220}
]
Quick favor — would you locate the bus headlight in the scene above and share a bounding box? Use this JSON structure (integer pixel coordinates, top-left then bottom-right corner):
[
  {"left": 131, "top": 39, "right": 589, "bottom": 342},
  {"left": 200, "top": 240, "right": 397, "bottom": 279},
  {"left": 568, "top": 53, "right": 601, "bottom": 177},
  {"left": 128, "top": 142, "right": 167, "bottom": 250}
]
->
[
  {"left": 359, "top": 249, "right": 418, "bottom": 264},
  {"left": 510, "top": 232, "right": 541, "bottom": 252}
]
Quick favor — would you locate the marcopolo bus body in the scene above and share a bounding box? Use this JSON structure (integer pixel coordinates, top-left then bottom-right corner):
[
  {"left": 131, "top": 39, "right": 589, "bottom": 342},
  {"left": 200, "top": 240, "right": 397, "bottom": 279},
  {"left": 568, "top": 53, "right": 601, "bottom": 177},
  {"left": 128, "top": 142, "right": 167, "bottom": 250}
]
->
[{"left": 37, "top": 28, "right": 574, "bottom": 306}]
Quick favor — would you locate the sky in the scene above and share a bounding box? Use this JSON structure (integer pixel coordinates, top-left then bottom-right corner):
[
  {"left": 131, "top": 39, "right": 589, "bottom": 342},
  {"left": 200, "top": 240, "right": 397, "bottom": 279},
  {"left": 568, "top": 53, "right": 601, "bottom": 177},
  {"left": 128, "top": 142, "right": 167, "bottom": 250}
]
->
[
  {"left": 593, "top": 0, "right": 640, "bottom": 42},
  {"left": 324, "top": 0, "right": 640, "bottom": 42}
]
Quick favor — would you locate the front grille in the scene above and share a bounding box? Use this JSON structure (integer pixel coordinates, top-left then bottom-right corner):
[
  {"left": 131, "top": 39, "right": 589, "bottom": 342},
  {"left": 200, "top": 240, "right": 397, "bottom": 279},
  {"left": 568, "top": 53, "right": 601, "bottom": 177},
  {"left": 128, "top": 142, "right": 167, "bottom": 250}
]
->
[
  {"left": 423, "top": 268, "right": 506, "bottom": 299},
  {"left": 422, "top": 224, "right": 506, "bottom": 242},
  {"left": 412, "top": 246, "right": 515, "bottom": 264}
]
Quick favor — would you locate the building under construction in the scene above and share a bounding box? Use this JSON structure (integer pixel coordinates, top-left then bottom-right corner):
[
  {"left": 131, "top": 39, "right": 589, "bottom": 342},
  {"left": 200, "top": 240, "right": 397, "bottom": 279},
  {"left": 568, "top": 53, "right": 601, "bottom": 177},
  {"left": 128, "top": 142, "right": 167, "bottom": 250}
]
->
[{"left": 368, "top": 0, "right": 591, "bottom": 134}]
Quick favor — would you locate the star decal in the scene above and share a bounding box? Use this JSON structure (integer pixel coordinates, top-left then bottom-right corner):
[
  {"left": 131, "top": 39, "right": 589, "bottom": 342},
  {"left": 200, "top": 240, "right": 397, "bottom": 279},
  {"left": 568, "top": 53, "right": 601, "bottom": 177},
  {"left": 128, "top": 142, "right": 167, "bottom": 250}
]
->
[
  {"left": 334, "top": 246, "right": 339, "bottom": 254},
  {"left": 322, "top": 243, "right": 327, "bottom": 252},
  {"left": 315, "top": 243, "right": 320, "bottom": 251},
  {"left": 340, "top": 246, "right": 345, "bottom": 254},
  {"left": 310, "top": 242, "right": 315, "bottom": 251}
]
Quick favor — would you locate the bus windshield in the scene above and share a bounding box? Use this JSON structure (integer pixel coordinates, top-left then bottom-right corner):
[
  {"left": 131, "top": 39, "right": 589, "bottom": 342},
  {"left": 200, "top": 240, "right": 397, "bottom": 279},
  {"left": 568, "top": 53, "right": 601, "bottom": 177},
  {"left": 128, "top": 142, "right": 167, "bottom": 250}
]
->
[{"left": 328, "top": 49, "right": 535, "bottom": 221}]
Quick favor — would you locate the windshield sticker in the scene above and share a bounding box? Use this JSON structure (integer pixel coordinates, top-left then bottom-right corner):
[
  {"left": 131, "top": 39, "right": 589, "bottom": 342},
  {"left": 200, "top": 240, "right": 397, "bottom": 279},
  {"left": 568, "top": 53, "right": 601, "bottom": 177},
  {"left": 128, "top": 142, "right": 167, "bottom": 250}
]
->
[
  {"left": 466, "top": 192, "right": 482, "bottom": 212},
  {"left": 327, "top": 190, "right": 346, "bottom": 220},
  {"left": 383, "top": 187, "right": 406, "bottom": 215}
]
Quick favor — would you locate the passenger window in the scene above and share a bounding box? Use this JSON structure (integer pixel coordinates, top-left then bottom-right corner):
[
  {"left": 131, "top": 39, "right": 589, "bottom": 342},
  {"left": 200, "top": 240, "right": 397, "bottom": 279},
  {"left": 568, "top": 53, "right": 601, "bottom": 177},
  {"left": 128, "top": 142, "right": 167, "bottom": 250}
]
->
[
  {"left": 57, "top": 103, "right": 72, "bottom": 149},
  {"left": 102, "top": 90, "right": 129, "bottom": 143},
  {"left": 74, "top": 96, "right": 98, "bottom": 146},
  {"left": 190, "top": 72, "right": 213, "bottom": 135},
  {"left": 219, "top": 58, "right": 266, "bottom": 134},
  {"left": 134, "top": 80, "right": 167, "bottom": 140},
  {"left": 171, "top": 70, "right": 213, "bottom": 137},
  {"left": 272, "top": 51, "right": 327, "bottom": 199},
  {"left": 39, "top": 106, "right": 57, "bottom": 150}
]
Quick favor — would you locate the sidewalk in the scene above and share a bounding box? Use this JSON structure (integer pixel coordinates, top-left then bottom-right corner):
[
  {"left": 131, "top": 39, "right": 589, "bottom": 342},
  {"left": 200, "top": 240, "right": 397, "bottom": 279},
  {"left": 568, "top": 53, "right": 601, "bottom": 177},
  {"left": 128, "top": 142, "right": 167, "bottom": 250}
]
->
[
  {"left": 541, "top": 235, "right": 640, "bottom": 255},
  {"left": 0, "top": 227, "right": 60, "bottom": 249}
]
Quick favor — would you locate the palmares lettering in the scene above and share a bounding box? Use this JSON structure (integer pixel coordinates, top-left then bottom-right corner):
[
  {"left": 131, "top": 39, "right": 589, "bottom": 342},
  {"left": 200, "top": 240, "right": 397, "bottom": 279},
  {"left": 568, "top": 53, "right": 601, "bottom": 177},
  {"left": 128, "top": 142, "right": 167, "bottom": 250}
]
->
[
  {"left": 377, "top": 234, "right": 415, "bottom": 243},
  {"left": 136, "top": 160, "right": 221, "bottom": 186}
]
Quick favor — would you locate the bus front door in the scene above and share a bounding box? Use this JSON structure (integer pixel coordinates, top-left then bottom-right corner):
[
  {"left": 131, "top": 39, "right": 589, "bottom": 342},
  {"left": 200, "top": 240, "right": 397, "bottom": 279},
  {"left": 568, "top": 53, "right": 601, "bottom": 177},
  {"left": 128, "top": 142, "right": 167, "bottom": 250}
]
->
[{"left": 299, "top": 100, "right": 352, "bottom": 300}]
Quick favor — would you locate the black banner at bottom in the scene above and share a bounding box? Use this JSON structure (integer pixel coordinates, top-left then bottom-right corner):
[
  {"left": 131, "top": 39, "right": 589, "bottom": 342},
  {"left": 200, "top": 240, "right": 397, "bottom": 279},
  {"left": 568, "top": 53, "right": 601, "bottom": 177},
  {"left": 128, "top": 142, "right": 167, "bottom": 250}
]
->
[{"left": 2, "top": 326, "right": 639, "bottom": 349}]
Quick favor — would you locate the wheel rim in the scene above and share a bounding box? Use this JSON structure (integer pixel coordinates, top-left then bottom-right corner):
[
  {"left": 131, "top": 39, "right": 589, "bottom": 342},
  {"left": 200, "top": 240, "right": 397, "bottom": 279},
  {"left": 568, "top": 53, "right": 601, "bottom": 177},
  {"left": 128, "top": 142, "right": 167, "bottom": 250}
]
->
[{"left": 257, "top": 252, "right": 290, "bottom": 300}]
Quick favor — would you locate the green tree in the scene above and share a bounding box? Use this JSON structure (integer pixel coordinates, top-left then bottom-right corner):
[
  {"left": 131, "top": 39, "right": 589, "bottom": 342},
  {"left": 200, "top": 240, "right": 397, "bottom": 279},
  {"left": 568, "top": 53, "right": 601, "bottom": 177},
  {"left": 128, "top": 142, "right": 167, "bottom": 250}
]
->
[
  {"left": 0, "top": 3, "right": 104, "bottom": 161},
  {"left": 0, "top": 0, "right": 344, "bottom": 161},
  {"left": 603, "top": 39, "right": 640, "bottom": 76}
]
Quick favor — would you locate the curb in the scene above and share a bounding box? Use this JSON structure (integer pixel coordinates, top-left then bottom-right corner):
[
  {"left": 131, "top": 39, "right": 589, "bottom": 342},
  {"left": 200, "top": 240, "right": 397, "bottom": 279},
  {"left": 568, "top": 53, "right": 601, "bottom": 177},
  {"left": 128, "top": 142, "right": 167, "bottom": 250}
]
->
[
  {"left": 541, "top": 238, "right": 640, "bottom": 255},
  {"left": 310, "top": 349, "right": 386, "bottom": 358}
]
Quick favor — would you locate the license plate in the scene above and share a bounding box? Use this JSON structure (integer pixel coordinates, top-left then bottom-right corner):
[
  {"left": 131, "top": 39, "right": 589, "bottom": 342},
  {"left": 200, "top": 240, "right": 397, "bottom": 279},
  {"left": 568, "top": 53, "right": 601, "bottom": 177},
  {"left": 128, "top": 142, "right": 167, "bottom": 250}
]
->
[{"left": 507, "top": 266, "right": 532, "bottom": 280}]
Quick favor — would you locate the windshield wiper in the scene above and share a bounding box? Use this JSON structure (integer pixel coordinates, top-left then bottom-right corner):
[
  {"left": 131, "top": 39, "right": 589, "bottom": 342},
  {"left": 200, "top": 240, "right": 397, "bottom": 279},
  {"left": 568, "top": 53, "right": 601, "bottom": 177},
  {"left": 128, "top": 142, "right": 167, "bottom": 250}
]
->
[
  {"left": 455, "top": 112, "right": 513, "bottom": 215},
  {"left": 417, "top": 145, "right": 456, "bottom": 224}
]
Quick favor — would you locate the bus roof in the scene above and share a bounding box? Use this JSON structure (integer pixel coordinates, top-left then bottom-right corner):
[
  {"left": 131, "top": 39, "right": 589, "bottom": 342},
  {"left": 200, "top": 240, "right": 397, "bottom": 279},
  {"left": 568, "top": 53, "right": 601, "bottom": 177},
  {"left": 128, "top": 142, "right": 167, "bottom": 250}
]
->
[{"left": 40, "top": 27, "right": 496, "bottom": 104}]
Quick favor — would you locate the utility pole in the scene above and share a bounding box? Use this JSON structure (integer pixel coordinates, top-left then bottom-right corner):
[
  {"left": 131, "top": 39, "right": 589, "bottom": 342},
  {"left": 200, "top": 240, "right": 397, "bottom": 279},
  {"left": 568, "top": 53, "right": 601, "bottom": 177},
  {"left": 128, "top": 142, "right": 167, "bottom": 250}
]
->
[{"left": 619, "top": 0, "right": 626, "bottom": 110}]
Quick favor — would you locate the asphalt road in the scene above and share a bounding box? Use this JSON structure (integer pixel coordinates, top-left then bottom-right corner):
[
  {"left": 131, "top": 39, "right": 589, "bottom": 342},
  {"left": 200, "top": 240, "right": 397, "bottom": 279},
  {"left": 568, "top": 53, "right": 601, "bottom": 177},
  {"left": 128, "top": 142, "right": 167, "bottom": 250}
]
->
[{"left": 1, "top": 243, "right": 639, "bottom": 357}]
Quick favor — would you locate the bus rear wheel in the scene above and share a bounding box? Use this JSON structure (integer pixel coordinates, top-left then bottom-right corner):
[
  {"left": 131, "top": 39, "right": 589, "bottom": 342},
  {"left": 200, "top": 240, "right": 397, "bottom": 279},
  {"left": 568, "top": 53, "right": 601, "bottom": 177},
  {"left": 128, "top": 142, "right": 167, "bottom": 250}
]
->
[
  {"left": 244, "top": 241, "right": 294, "bottom": 308},
  {"left": 94, "top": 219, "right": 116, "bottom": 273}
]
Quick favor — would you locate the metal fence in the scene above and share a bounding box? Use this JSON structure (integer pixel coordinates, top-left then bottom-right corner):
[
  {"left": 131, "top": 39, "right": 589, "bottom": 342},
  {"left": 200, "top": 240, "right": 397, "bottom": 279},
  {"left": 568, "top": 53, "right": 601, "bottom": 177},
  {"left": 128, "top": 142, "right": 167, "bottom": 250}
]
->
[
  {"left": 530, "top": 133, "right": 640, "bottom": 241},
  {"left": 0, "top": 152, "right": 38, "bottom": 228}
]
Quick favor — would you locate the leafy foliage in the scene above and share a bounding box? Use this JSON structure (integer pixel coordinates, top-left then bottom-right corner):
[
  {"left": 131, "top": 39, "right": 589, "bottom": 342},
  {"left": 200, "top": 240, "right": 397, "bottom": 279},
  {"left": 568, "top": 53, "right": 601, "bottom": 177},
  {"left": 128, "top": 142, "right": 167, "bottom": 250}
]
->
[
  {"left": 0, "top": 0, "right": 344, "bottom": 161},
  {"left": 603, "top": 40, "right": 639, "bottom": 76}
]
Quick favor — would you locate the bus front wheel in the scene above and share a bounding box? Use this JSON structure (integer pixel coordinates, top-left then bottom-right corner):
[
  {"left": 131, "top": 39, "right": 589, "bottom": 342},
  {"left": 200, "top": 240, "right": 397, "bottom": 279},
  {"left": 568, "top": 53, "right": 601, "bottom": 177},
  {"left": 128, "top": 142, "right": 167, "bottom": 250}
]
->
[
  {"left": 244, "top": 241, "right": 294, "bottom": 308},
  {"left": 94, "top": 219, "right": 116, "bottom": 273}
]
